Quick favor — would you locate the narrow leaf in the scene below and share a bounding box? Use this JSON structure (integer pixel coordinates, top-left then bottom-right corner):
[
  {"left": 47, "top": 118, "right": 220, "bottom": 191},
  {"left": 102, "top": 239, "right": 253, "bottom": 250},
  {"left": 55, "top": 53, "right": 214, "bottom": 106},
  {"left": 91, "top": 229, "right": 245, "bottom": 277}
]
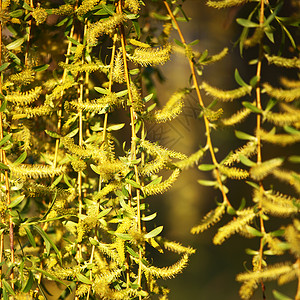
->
[
  {"left": 234, "top": 69, "right": 248, "bottom": 87},
  {"left": 8, "top": 195, "right": 25, "bottom": 208},
  {"left": 6, "top": 38, "right": 25, "bottom": 50},
  {"left": 76, "top": 273, "right": 92, "bottom": 285},
  {"left": 236, "top": 18, "right": 259, "bottom": 28},
  {"left": 22, "top": 271, "right": 34, "bottom": 293},
  {"left": 13, "top": 151, "right": 27, "bottom": 165},
  {"left": 144, "top": 226, "right": 163, "bottom": 239}
]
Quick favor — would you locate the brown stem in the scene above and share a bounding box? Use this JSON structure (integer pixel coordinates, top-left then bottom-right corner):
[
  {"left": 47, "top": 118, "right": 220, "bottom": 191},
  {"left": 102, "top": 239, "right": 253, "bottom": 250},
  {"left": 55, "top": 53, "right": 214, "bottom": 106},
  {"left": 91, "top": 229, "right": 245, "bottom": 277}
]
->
[
  {"left": 163, "top": 0, "right": 231, "bottom": 208},
  {"left": 117, "top": 1, "right": 142, "bottom": 293},
  {"left": 0, "top": 0, "right": 14, "bottom": 287},
  {"left": 255, "top": 1, "right": 266, "bottom": 298}
]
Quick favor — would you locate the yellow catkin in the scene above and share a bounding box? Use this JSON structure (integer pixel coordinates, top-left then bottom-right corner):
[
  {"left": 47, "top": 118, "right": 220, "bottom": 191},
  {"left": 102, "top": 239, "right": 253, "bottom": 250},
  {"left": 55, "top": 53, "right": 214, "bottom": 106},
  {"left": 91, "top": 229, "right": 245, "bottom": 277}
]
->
[
  {"left": 191, "top": 203, "right": 226, "bottom": 234},
  {"left": 147, "top": 90, "right": 186, "bottom": 123},
  {"left": 280, "top": 77, "right": 300, "bottom": 89},
  {"left": 213, "top": 208, "right": 256, "bottom": 245},
  {"left": 244, "top": 27, "right": 264, "bottom": 48},
  {"left": 263, "top": 83, "right": 300, "bottom": 102},
  {"left": 222, "top": 107, "right": 251, "bottom": 126},
  {"left": 224, "top": 141, "right": 257, "bottom": 166},
  {"left": 52, "top": 4, "right": 74, "bottom": 15},
  {"left": 284, "top": 225, "right": 300, "bottom": 258},
  {"left": 264, "top": 110, "right": 300, "bottom": 126},
  {"left": 128, "top": 44, "right": 172, "bottom": 67},
  {"left": 73, "top": 44, "right": 85, "bottom": 62},
  {"left": 7, "top": 68, "right": 35, "bottom": 86},
  {"left": 201, "top": 81, "right": 251, "bottom": 101},
  {"left": 219, "top": 165, "right": 249, "bottom": 179},
  {"left": 207, "top": 0, "right": 250, "bottom": 9},
  {"left": 141, "top": 254, "right": 190, "bottom": 279},
  {"left": 272, "top": 168, "right": 300, "bottom": 194},
  {"left": 10, "top": 164, "right": 66, "bottom": 179},
  {"left": 259, "top": 128, "right": 300, "bottom": 146},
  {"left": 250, "top": 158, "right": 283, "bottom": 181},
  {"left": 87, "top": 14, "right": 126, "bottom": 45},
  {"left": 6, "top": 86, "right": 42, "bottom": 105},
  {"left": 265, "top": 55, "right": 300, "bottom": 69},
  {"left": 141, "top": 140, "right": 187, "bottom": 160},
  {"left": 76, "top": 0, "right": 101, "bottom": 16},
  {"left": 13, "top": 105, "right": 53, "bottom": 119},
  {"left": 200, "top": 47, "right": 228, "bottom": 65},
  {"left": 239, "top": 279, "right": 258, "bottom": 300},
  {"left": 32, "top": 7, "right": 48, "bottom": 25},
  {"left": 175, "top": 148, "right": 206, "bottom": 170},
  {"left": 140, "top": 157, "right": 167, "bottom": 176},
  {"left": 112, "top": 51, "right": 125, "bottom": 83},
  {"left": 163, "top": 240, "right": 196, "bottom": 255},
  {"left": 236, "top": 263, "right": 292, "bottom": 282},
  {"left": 124, "top": 0, "right": 140, "bottom": 14},
  {"left": 142, "top": 169, "right": 180, "bottom": 195},
  {"left": 263, "top": 233, "right": 285, "bottom": 255},
  {"left": 254, "top": 190, "right": 299, "bottom": 217}
]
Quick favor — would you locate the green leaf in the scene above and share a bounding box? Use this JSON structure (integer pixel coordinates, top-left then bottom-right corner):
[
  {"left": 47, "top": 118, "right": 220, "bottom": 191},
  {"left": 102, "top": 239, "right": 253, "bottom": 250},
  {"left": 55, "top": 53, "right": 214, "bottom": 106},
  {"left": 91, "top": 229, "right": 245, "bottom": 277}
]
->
[
  {"left": 174, "top": 38, "right": 185, "bottom": 48},
  {"left": 56, "top": 17, "right": 70, "bottom": 27},
  {"left": 33, "top": 225, "right": 62, "bottom": 262},
  {"left": 0, "top": 134, "right": 12, "bottom": 147},
  {"left": 0, "top": 62, "right": 10, "bottom": 72},
  {"left": 273, "top": 290, "right": 292, "bottom": 300},
  {"left": 24, "top": 226, "right": 36, "bottom": 248},
  {"left": 234, "top": 69, "right": 247, "bottom": 87},
  {"left": 189, "top": 39, "right": 199, "bottom": 46},
  {"left": 198, "top": 164, "right": 215, "bottom": 171},
  {"left": 6, "top": 38, "right": 25, "bottom": 50},
  {"left": 270, "top": 229, "right": 285, "bottom": 237},
  {"left": 114, "top": 232, "right": 132, "bottom": 240},
  {"left": 97, "top": 208, "right": 112, "bottom": 219},
  {"left": 116, "top": 89, "right": 128, "bottom": 97},
  {"left": 132, "top": 20, "right": 141, "bottom": 39},
  {"left": 94, "top": 87, "right": 108, "bottom": 94},
  {"left": 152, "top": 12, "right": 170, "bottom": 21},
  {"left": 0, "top": 162, "right": 9, "bottom": 170},
  {"left": 8, "top": 195, "right": 25, "bottom": 209},
  {"left": 247, "top": 226, "right": 263, "bottom": 237},
  {"left": 283, "top": 126, "right": 300, "bottom": 135},
  {"left": 76, "top": 273, "right": 92, "bottom": 285},
  {"left": 125, "top": 178, "right": 141, "bottom": 189},
  {"left": 107, "top": 123, "right": 125, "bottom": 131},
  {"left": 33, "top": 64, "right": 49, "bottom": 72},
  {"left": 102, "top": 4, "right": 115, "bottom": 15},
  {"left": 126, "top": 245, "right": 139, "bottom": 258},
  {"left": 288, "top": 156, "right": 300, "bottom": 163},
  {"left": 13, "top": 151, "right": 27, "bottom": 165},
  {"left": 242, "top": 101, "right": 262, "bottom": 114},
  {"left": 2, "top": 279, "right": 15, "bottom": 296},
  {"left": 197, "top": 179, "right": 216, "bottom": 186},
  {"left": 236, "top": 18, "right": 259, "bottom": 28},
  {"left": 245, "top": 248, "right": 259, "bottom": 255},
  {"left": 245, "top": 181, "right": 260, "bottom": 190},
  {"left": 9, "top": 9, "right": 24, "bottom": 18},
  {"left": 22, "top": 271, "right": 34, "bottom": 293},
  {"left": 66, "top": 36, "right": 81, "bottom": 45},
  {"left": 34, "top": 268, "right": 67, "bottom": 287},
  {"left": 141, "top": 212, "right": 157, "bottom": 221},
  {"left": 45, "top": 130, "right": 61, "bottom": 139},
  {"left": 90, "top": 164, "right": 100, "bottom": 175},
  {"left": 239, "top": 155, "right": 255, "bottom": 167},
  {"left": 23, "top": 2, "right": 33, "bottom": 10},
  {"left": 235, "top": 130, "right": 255, "bottom": 141},
  {"left": 144, "top": 226, "right": 163, "bottom": 239},
  {"left": 227, "top": 206, "right": 236, "bottom": 215},
  {"left": 0, "top": 99, "right": 7, "bottom": 112}
]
